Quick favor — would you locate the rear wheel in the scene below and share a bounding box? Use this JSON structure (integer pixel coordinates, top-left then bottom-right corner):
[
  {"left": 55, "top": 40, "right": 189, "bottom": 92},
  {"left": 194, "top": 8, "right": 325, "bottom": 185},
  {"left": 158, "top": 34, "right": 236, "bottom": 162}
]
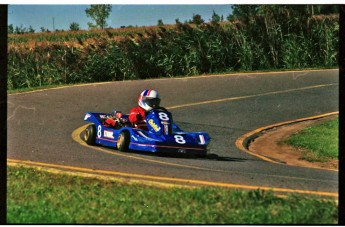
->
[
  {"left": 117, "top": 131, "right": 130, "bottom": 152},
  {"left": 84, "top": 124, "right": 96, "bottom": 145}
]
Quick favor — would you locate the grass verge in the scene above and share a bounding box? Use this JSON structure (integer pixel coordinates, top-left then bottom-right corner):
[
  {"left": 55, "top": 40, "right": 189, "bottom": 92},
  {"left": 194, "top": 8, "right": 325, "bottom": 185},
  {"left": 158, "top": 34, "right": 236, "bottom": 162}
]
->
[
  {"left": 285, "top": 117, "right": 338, "bottom": 162},
  {"left": 7, "top": 166, "right": 337, "bottom": 224}
]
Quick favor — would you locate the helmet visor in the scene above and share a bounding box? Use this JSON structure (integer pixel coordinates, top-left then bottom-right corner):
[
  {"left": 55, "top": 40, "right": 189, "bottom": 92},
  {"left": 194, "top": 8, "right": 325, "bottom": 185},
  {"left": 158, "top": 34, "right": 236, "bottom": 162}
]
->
[{"left": 145, "top": 98, "right": 160, "bottom": 108}]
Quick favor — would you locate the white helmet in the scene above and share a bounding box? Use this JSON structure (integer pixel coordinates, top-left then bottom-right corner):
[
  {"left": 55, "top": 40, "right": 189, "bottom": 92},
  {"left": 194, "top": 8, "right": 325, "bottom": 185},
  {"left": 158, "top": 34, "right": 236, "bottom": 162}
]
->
[{"left": 138, "top": 89, "right": 161, "bottom": 111}]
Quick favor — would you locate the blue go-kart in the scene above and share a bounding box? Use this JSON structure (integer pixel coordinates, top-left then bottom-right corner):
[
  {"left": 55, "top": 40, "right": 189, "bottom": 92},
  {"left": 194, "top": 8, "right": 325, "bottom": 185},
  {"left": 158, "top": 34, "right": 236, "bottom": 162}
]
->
[{"left": 83, "top": 107, "right": 211, "bottom": 157}]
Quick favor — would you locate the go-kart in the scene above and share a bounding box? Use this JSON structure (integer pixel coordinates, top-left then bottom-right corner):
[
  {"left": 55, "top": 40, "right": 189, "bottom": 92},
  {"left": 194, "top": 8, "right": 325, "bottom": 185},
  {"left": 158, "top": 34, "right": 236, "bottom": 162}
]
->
[{"left": 83, "top": 107, "right": 210, "bottom": 156}]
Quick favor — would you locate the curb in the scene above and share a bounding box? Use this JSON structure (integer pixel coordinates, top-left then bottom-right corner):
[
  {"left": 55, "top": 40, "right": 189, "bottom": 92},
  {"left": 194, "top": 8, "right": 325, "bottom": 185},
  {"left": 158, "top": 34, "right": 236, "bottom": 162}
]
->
[{"left": 235, "top": 112, "right": 339, "bottom": 171}]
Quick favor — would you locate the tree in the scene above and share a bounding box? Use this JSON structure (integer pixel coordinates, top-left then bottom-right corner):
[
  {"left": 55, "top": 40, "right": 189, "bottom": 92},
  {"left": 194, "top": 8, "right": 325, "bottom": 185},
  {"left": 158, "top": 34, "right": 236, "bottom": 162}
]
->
[
  {"left": 318, "top": 5, "right": 338, "bottom": 14},
  {"left": 211, "top": 10, "right": 221, "bottom": 22},
  {"left": 307, "top": 5, "right": 339, "bottom": 15},
  {"left": 157, "top": 19, "right": 164, "bottom": 26},
  {"left": 27, "top": 25, "right": 35, "bottom": 33},
  {"left": 69, "top": 22, "right": 80, "bottom": 31},
  {"left": 227, "top": 5, "right": 259, "bottom": 22},
  {"left": 85, "top": 4, "right": 112, "bottom": 30},
  {"left": 190, "top": 14, "right": 204, "bottom": 25},
  {"left": 40, "top": 27, "right": 50, "bottom": 33},
  {"left": 14, "top": 25, "right": 26, "bottom": 34},
  {"left": 8, "top": 24, "right": 13, "bottom": 34}
]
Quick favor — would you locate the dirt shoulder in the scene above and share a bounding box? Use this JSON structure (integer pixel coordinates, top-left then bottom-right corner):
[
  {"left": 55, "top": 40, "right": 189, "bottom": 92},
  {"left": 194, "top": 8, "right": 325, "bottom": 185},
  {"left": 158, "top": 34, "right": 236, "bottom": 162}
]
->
[{"left": 249, "top": 115, "right": 338, "bottom": 171}]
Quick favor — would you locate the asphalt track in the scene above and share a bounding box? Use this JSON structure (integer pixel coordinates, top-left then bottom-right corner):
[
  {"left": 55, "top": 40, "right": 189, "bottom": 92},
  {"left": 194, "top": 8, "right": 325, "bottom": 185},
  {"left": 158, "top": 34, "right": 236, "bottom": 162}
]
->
[{"left": 7, "top": 69, "right": 339, "bottom": 197}]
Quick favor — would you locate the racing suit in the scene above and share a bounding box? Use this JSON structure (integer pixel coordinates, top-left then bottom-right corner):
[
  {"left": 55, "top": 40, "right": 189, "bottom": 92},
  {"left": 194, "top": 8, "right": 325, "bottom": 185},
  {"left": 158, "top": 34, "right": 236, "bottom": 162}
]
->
[{"left": 129, "top": 106, "right": 147, "bottom": 128}]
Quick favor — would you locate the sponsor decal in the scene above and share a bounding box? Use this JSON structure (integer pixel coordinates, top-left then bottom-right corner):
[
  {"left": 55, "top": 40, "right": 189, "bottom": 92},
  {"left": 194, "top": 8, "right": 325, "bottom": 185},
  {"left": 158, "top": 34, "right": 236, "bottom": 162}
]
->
[
  {"left": 99, "top": 114, "right": 107, "bottom": 119},
  {"left": 104, "top": 130, "right": 114, "bottom": 139},
  {"left": 84, "top": 114, "right": 91, "bottom": 120},
  {"left": 163, "top": 124, "right": 169, "bottom": 135},
  {"left": 148, "top": 119, "right": 161, "bottom": 132}
]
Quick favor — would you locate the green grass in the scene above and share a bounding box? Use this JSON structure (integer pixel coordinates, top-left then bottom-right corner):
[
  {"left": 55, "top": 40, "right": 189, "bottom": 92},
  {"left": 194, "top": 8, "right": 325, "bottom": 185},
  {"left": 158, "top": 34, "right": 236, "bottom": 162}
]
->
[
  {"left": 7, "top": 166, "right": 337, "bottom": 224},
  {"left": 286, "top": 118, "right": 338, "bottom": 162}
]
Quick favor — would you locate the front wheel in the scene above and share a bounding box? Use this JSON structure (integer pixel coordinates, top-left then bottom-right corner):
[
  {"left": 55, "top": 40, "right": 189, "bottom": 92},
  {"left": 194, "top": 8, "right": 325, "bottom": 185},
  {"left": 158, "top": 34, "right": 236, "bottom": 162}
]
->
[
  {"left": 84, "top": 124, "right": 96, "bottom": 145},
  {"left": 117, "top": 131, "right": 130, "bottom": 152}
]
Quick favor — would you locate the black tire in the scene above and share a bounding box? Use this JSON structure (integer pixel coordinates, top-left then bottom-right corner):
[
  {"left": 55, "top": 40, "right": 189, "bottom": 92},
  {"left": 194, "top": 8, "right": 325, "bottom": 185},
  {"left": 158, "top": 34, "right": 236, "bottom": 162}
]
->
[
  {"left": 117, "top": 131, "right": 130, "bottom": 152},
  {"left": 84, "top": 124, "right": 96, "bottom": 145}
]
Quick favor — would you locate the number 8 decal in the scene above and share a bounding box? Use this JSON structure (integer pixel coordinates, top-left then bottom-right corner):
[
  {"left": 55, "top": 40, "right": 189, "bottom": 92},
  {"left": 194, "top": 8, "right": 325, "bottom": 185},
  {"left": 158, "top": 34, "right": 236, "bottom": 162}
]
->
[
  {"left": 97, "top": 125, "right": 102, "bottom": 138},
  {"left": 158, "top": 112, "right": 169, "bottom": 121},
  {"left": 174, "top": 135, "right": 186, "bottom": 144}
]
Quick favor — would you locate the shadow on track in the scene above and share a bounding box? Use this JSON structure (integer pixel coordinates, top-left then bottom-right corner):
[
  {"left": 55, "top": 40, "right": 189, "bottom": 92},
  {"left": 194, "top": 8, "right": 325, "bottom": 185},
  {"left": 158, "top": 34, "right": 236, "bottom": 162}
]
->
[
  {"left": 80, "top": 133, "right": 247, "bottom": 162},
  {"left": 130, "top": 149, "right": 248, "bottom": 162}
]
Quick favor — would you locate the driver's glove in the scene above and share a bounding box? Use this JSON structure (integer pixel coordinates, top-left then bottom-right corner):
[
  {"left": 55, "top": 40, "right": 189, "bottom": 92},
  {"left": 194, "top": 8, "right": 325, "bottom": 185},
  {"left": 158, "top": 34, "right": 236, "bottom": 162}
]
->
[{"left": 136, "top": 114, "right": 142, "bottom": 121}]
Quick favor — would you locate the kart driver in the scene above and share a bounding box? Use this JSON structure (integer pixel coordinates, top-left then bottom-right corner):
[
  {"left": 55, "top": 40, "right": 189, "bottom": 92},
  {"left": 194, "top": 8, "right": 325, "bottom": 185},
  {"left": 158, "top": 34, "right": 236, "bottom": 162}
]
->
[
  {"left": 129, "top": 89, "right": 161, "bottom": 128},
  {"left": 103, "top": 110, "right": 128, "bottom": 128}
]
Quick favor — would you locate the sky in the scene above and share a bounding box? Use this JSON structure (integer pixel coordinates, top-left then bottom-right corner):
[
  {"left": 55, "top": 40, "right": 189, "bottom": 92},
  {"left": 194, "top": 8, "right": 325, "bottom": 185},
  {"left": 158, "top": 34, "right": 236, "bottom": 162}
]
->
[{"left": 8, "top": 5, "right": 233, "bottom": 32}]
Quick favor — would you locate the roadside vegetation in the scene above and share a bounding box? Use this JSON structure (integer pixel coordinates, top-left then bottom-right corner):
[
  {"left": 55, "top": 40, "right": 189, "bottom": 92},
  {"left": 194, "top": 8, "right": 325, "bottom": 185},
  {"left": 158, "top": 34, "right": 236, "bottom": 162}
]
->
[
  {"left": 8, "top": 5, "right": 338, "bottom": 90},
  {"left": 285, "top": 117, "right": 338, "bottom": 162},
  {"left": 7, "top": 166, "right": 338, "bottom": 224}
]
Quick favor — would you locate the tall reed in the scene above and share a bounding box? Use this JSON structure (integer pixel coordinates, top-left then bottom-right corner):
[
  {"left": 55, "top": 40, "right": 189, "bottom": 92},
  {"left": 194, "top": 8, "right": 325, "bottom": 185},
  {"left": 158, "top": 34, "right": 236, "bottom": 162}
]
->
[{"left": 8, "top": 14, "right": 338, "bottom": 90}]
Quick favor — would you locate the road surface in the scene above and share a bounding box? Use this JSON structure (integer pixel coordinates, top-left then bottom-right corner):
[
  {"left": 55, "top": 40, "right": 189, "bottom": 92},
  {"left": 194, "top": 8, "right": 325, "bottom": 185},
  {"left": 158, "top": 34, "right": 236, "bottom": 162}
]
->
[{"left": 8, "top": 69, "right": 339, "bottom": 197}]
